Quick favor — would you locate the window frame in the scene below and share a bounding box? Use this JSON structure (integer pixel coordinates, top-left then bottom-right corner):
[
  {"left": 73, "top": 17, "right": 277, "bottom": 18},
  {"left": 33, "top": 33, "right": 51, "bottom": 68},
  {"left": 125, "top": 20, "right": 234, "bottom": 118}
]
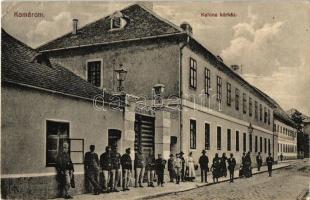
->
[
  {"left": 255, "top": 135, "right": 258, "bottom": 152},
  {"left": 243, "top": 132, "right": 247, "bottom": 152},
  {"left": 249, "top": 133, "right": 252, "bottom": 152},
  {"left": 216, "top": 76, "right": 222, "bottom": 102},
  {"left": 205, "top": 122, "right": 211, "bottom": 150},
  {"left": 226, "top": 82, "right": 232, "bottom": 106},
  {"left": 227, "top": 128, "right": 231, "bottom": 151},
  {"left": 254, "top": 101, "right": 258, "bottom": 120},
  {"left": 243, "top": 93, "right": 247, "bottom": 114},
  {"left": 86, "top": 59, "right": 103, "bottom": 88},
  {"left": 235, "top": 88, "right": 240, "bottom": 111},
  {"left": 236, "top": 130, "right": 240, "bottom": 151},
  {"left": 249, "top": 97, "right": 253, "bottom": 117},
  {"left": 205, "top": 68, "right": 211, "bottom": 95},
  {"left": 189, "top": 58, "right": 197, "bottom": 89},
  {"left": 190, "top": 119, "right": 196, "bottom": 149},
  {"left": 259, "top": 104, "right": 263, "bottom": 121},
  {"left": 217, "top": 126, "right": 222, "bottom": 150}
]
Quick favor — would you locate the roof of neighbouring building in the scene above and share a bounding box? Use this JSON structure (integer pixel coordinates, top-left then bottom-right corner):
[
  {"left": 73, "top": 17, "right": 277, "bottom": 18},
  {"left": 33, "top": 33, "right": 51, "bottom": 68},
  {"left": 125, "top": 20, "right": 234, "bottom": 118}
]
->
[
  {"left": 36, "top": 3, "right": 276, "bottom": 107},
  {"left": 1, "top": 29, "right": 121, "bottom": 104},
  {"left": 37, "top": 3, "right": 183, "bottom": 51}
]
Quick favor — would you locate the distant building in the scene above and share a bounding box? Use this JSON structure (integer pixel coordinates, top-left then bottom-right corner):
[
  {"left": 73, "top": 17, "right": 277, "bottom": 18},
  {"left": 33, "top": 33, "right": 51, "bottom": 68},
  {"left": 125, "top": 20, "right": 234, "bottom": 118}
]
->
[{"left": 38, "top": 3, "right": 276, "bottom": 164}]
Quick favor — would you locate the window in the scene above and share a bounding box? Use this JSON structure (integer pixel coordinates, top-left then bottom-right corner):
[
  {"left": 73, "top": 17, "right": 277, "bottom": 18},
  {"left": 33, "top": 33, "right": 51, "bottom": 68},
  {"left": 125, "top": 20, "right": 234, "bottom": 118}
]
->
[
  {"left": 267, "top": 109, "right": 271, "bottom": 125},
  {"left": 264, "top": 138, "right": 267, "bottom": 153},
  {"left": 260, "top": 137, "right": 263, "bottom": 152},
  {"left": 227, "top": 82, "right": 231, "bottom": 106},
  {"left": 46, "top": 120, "right": 69, "bottom": 166},
  {"left": 249, "top": 97, "right": 253, "bottom": 117},
  {"left": 236, "top": 131, "right": 239, "bottom": 151},
  {"left": 217, "top": 126, "right": 222, "bottom": 150},
  {"left": 216, "top": 76, "right": 222, "bottom": 102},
  {"left": 254, "top": 101, "right": 258, "bottom": 120},
  {"left": 264, "top": 107, "right": 267, "bottom": 123},
  {"left": 259, "top": 104, "right": 263, "bottom": 121},
  {"left": 205, "top": 123, "right": 210, "bottom": 150},
  {"left": 112, "top": 17, "right": 121, "bottom": 29},
  {"left": 243, "top": 93, "right": 247, "bottom": 114},
  {"left": 249, "top": 133, "right": 252, "bottom": 152},
  {"left": 87, "top": 61, "right": 101, "bottom": 87},
  {"left": 255, "top": 136, "right": 258, "bottom": 152},
  {"left": 227, "top": 129, "right": 231, "bottom": 151},
  {"left": 243, "top": 132, "right": 246, "bottom": 152},
  {"left": 189, "top": 58, "right": 197, "bottom": 89},
  {"left": 268, "top": 139, "right": 271, "bottom": 154},
  {"left": 235, "top": 88, "right": 240, "bottom": 110},
  {"left": 70, "top": 139, "right": 84, "bottom": 164},
  {"left": 205, "top": 68, "right": 211, "bottom": 95},
  {"left": 190, "top": 119, "right": 196, "bottom": 149},
  {"left": 110, "top": 13, "right": 127, "bottom": 30}
]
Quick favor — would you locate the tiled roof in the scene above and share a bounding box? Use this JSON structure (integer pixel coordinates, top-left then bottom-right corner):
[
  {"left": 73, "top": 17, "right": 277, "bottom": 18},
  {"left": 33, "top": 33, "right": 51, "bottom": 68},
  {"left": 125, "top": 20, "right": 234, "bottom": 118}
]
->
[
  {"left": 1, "top": 29, "right": 119, "bottom": 104},
  {"left": 38, "top": 4, "right": 182, "bottom": 51}
]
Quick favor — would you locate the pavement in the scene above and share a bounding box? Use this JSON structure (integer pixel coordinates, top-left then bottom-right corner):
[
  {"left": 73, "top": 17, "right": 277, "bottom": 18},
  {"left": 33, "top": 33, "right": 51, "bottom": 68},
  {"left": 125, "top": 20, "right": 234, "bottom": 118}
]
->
[{"left": 53, "top": 160, "right": 296, "bottom": 200}]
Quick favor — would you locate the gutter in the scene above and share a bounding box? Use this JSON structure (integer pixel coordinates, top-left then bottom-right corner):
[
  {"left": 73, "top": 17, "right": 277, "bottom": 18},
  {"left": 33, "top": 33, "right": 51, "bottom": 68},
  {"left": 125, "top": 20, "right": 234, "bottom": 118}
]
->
[
  {"left": 39, "top": 32, "right": 186, "bottom": 53},
  {"left": 179, "top": 35, "right": 190, "bottom": 153}
]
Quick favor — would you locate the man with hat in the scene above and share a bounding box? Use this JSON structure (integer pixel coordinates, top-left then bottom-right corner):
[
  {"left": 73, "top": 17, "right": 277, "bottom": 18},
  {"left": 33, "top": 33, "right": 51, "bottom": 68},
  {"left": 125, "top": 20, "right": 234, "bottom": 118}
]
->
[
  {"left": 100, "top": 146, "right": 113, "bottom": 192},
  {"left": 266, "top": 153, "right": 274, "bottom": 177},
  {"left": 199, "top": 150, "right": 209, "bottom": 183},
  {"left": 155, "top": 154, "right": 166, "bottom": 186},
  {"left": 121, "top": 148, "right": 132, "bottom": 191},
  {"left": 134, "top": 148, "right": 145, "bottom": 187},
  {"left": 174, "top": 153, "right": 182, "bottom": 184},
  {"left": 168, "top": 154, "right": 175, "bottom": 182},
  {"left": 179, "top": 151, "right": 186, "bottom": 182}
]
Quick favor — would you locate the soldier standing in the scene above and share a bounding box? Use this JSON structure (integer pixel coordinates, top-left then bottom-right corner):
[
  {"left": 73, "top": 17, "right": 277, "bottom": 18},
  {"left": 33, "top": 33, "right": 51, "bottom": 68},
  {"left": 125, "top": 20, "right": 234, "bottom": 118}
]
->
[
  {"left": 227, "top": 153, "right": 236, "bottom": 182},
  {"left": 134, "top": 148, "right": 145, "bottom": 187},
  {"left": 84, "top": 145, "right": 101, "bottom": 195},
  {"left": 180, "top": 152, "right": 186, "bottom": 182},
  {"left": 266, "top": 153, "right": 274, "bottom": 177},
  {"left": 146, "top": 151, "right": 156, "bottom": 187},
  {"left": 100, "top": 146, "right": 113, "bottom": 193},
  {"left": 155, "top": 154, "right": 166, "bottom": 187},
  {"left": 256, "top": 152, "right": 263, "bottom": 171},
  {"left": 56, "top": 142, "right": 74, "bottom": 199},
  {"left": 199, "top": 150, "right": 209, "bottom": 183},
  {"left": 111, "top": 146, "right": 121, "bottom": 192},
  {"left": 121, "top": 148, "right": 132, "bottom": 191}
]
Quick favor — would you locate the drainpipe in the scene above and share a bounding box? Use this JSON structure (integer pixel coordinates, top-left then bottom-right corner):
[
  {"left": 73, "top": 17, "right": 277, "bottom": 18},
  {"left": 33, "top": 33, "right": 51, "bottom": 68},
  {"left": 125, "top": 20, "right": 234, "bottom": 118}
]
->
[{"left": 179, "top": 35, "right": 189, "bottom": 153}]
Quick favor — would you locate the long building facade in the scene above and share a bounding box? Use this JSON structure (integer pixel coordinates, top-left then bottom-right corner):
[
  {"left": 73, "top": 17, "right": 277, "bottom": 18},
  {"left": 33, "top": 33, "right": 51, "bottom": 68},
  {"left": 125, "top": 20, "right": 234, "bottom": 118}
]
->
[{"left": 38, "top": 3, "right": 276, "bottom": 164}]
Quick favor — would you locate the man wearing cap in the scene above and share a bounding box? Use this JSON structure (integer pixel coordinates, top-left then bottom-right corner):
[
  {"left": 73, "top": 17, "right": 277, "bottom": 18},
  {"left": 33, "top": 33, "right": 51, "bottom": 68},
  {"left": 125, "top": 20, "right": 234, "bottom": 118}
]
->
[
  {"left": 56, "top": 142, "right": 74, "bottom": 199},
  {"left": 173, "top": 153, "right": 182, "bottom": 184},
  {"left": 155, "top": 154, "right": 166, "bottom": 186},
  {"left": 84, "top": 145, "right": 101, "bottom": 195},
  {"left": 100, "top": 146, "right": 113, "bottom": 192},
  {"left": 199, "top": 150, "right": 209, "bottom": 183},
  {"left": 266, "top": 153, "right": 274, "bottom": 177},
  {"left": 111, "top": 146, "right": 121, "bottom": 192},
  {"left": 168, "top": 154, "right": 175, "bottom": 182},
  {"left": 179, "top": 151, "right": 186, "bottom": 182},
  {"left": 121, "top": 148, "right": 132, "bottom": 191},
  {"left": 134, "top": 148, "right": 145, "bottom": 187},
  {"left": 146, "top": 151, "right": 156, "bottom": 187}
]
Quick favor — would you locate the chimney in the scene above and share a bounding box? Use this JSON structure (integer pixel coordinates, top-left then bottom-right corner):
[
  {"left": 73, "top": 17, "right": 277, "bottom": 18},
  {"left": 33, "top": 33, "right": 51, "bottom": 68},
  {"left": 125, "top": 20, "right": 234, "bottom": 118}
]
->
[
  {"left": 216, "top": 55, "right": 223, "bottom": 62},
  {"left": 72, "top": 19, "right": 78, "bottom": 35},
  {"left": 180, "top": 22, "right": 193, "bottom": 35},
  {"left": 138, "top": 1, "right": 153, "bottom": 11},
  {"left": 231, "top": 64, "right": 242, "bottom": 74}
]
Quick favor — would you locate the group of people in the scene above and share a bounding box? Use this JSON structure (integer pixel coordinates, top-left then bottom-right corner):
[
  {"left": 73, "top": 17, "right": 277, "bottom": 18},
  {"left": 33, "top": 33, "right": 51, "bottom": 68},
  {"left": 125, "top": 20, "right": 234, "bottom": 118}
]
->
[{"left": 55, "top": 143, "right": 274, "bottom": 199}]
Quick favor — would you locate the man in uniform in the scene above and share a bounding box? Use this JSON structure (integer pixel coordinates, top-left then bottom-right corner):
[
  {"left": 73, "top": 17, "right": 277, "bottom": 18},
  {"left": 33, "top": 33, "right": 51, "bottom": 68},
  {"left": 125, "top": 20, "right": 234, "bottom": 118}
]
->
[
  {"left": 199, "top": 150, "right": 209, "bottom": 183},
  {"left": 121, "top": 148, "right": 132, "bottom": 191},
  {"left": 168, "top": 154, "right": 175, "bottom": 182},
  {"left": 146, "top": 151, "right": 156, "bottom": 187},
  {"left": 266, "top": 153, "right": 274, "bottom": 177},
  {"left": 155, "top": 154, "right": 166, "bottom": 187},
  {"left": 256, "top": 152, "right": 263, "bottom": 171},
  {"left": 174, "top": 153, "right": 182, "bottom": 184},
  {"left": 84, "top": 145, "right": 101, "bottom": 195},
  {"left": 111, "top": 146, "right": 121, "bottom": 192},
  {"left": 227, "top": 153, "right": 236, "bottom": 182},
  {"left": 134, "top": 148, "right": 145, "bottom": 187},
  {"left": 56, "top": 142, "right": 74, "bottom": 199},
  {"left": 100, "top": 146, "right": 113, "bottom": 193}
]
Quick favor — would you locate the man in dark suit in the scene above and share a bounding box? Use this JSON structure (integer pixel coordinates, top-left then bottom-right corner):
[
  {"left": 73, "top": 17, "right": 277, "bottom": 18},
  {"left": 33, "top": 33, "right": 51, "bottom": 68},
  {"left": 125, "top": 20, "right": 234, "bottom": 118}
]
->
[
  {"left": 266, "top": 153, "right": 274, "bottom": 177},
  {"left": 84, "top": 145, "right": 101, "bottom": 195},
  {"left": 199, "top": 150, "right": 209, "bottom": 183},
  {"left": 155, "top": 154, "right": 166, "bottom": 186},
  {"left": 256, "top": 152, "right": 263, "bottom": 171},
  {"left": 121, "top": 148, "right": 132, "bottom": 191},
  {"left": 227, "top": 153, "right": 236, "bottom": 182},
  {"left": 100, "top": 146, "right": 113, "bottom": 192}
]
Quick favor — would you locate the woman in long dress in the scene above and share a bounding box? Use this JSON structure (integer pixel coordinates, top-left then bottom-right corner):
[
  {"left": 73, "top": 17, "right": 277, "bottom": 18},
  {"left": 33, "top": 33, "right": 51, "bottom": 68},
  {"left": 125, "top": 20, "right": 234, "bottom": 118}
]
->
[{"left": 187, "top": 152, "right": 196, "bottom": 181}]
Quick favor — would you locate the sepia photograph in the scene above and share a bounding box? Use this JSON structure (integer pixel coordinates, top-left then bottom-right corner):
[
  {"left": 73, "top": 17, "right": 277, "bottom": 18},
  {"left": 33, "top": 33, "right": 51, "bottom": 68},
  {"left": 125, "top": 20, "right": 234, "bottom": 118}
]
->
[{"left": 1, "top": 1, "right": 309, "bottom": 199}]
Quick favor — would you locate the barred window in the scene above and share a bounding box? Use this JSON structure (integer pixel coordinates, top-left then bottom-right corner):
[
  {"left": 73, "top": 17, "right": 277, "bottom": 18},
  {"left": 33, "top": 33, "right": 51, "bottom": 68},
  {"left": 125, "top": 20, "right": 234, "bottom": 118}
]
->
[
  {"left": 189, "top": 58, "right": 197, "bottom": 89},
  {"left": 205, "top": 68, "right": 211, "bottom": 95},
  {"left": 87, "top": 61, "right": 101, "bottom": 87},
  {"left": 190, "top": 119, "right": 196, "bottom": 149},
  {"left": 243, "top": 93, "right": 247, "bottom": 114},
  {"left": 227, "top": 82, "right": 231, "bottom": 106},
  {"left": 235, "top": 88, "right": 240, "bottom": 110},
  {"left": 216, "top": 76, "right": 222, "bottom": 102}
]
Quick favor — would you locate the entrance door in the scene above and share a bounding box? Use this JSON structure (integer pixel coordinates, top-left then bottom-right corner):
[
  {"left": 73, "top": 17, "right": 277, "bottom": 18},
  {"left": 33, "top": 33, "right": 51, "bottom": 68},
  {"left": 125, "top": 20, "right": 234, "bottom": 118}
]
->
[
  {"left": 134, "top": 114, "right": 155, "bottom": 158},
  {"left": 108, "top": 129, "right": 121, "bottom": 149}
]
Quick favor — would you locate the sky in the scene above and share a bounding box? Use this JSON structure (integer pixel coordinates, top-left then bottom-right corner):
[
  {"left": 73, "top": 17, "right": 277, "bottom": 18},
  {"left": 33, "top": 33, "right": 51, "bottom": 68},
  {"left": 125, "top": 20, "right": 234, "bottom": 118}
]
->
[{"left": 2, "top": 1, "right": 310, "bottom": 116}]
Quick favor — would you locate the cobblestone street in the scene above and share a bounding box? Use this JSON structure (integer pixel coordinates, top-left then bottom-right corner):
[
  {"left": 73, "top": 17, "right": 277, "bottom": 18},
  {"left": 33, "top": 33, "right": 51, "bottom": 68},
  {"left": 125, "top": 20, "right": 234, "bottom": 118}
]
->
[{"left": 150, "top": 160, "right": 310, "bottom": 200}]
